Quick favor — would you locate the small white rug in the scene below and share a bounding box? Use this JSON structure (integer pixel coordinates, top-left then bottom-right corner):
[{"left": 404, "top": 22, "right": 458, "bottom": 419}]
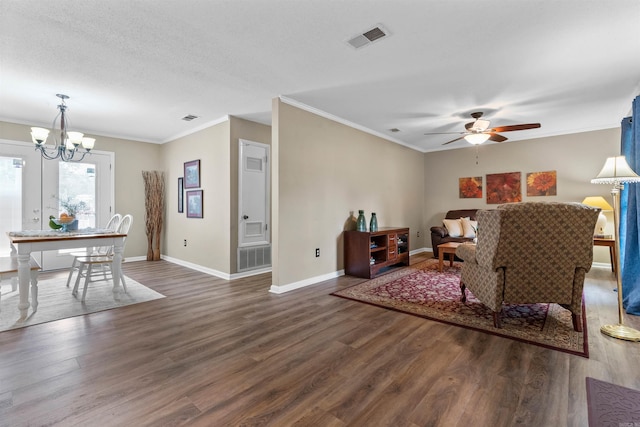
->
[{"left": 0, "top": 274, "right": 165, "bottom": 332}]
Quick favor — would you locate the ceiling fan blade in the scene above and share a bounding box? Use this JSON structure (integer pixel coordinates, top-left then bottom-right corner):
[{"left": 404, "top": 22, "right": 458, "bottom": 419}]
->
[
  {"left": 488, "top": 133, "right": 508, "bottom": 143},
  {"left": 490, "top": 123, "right": 541, "bottom": 133},
  {"left": 442, "top": 136, "right": 465, "bottom": 145}
]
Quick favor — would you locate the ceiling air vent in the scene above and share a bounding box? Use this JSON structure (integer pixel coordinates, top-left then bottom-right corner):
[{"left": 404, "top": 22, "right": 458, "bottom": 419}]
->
[
  {"left": 182, "top": 114, "right": 199, "bottom": 121},
  {"left": 347, "top": 25, "right": 389, "bottom": 49}
]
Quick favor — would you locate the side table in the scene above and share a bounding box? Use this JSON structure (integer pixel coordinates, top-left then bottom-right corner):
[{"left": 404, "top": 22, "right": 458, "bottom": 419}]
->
[
  {"left": 593, "top": 237, "right": 616, "bottom": 276},
  {"left": 437, "top": 242, "right": 461, "bottom": 272}
]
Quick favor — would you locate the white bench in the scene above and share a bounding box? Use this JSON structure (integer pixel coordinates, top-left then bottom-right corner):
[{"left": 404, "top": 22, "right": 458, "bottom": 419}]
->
[{"left": 0, "top": 256, "right": 40, "bottom": 309}]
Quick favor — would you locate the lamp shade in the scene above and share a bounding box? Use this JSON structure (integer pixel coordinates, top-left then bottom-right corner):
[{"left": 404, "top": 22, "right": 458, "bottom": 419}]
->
[
  {"left": 464, "top": 133, "right": 490, "bottom": 145},
  {"left": 581, "top": 196, "right": 613, "bottom": 211},
  {"left": 591, "top": 156, "right": 640, "bottom": 184},
  {"left": 581, "top": 196, "right": 612, "bottom": 235}
]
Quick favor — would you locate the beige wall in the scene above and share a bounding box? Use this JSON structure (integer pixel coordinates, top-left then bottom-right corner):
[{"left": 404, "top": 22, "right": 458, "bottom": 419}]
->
[
  {"left": 161, "top": 116, "right": 270, "bottom": 275},
  {"left": 272, "top": 99, "right": 426, "bottom": 289},
  {"left": 0, "top": 120, "right": 162, "bottom": 259},
  {"left": 423, "top": 128, "right": 621, "bottom": 263},
  {"left": 161, "top": 120, "right": 231, "bottom": 273}
]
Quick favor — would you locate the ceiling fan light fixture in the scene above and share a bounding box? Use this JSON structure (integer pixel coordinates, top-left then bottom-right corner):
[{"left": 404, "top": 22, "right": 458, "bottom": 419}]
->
[{"left": 464, "top": 133, "right": 490, "bottom": 145}]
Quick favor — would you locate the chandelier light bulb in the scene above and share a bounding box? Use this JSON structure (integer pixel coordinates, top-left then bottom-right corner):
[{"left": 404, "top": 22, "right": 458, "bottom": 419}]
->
[
  {"left": 82, "top": 137, "right": 95, "bottom": 150},
  {"left": 31, "top": 127, "right": 50, "bottom": 145}
]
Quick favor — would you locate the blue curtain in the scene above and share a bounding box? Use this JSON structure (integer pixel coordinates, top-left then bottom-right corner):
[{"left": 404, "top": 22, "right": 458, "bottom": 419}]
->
[{"left": 620, "top": 95, "right": 640, "bottom": 315}]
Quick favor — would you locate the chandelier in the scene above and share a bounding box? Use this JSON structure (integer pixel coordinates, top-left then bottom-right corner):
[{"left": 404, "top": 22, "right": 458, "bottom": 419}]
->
[{"left": 30, "top": 94, "right": 95, "bottom": 162}]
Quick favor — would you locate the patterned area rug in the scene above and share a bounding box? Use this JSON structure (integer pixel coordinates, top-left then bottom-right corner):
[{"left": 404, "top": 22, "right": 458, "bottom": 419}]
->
[
  {"left": 0, "top": 273, "right": 165, "bottom": 332},
  {"left": 332, "top": 259, "right": 588, "bottom": 357},
  {"left": 586, "top": 377, "right": 640, "bottom": 427}
]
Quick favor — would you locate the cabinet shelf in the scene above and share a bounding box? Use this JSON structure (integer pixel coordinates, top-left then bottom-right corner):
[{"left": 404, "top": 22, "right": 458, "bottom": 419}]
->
[{"left": 344, "top": 227, "right": 410, "bottom": 279}]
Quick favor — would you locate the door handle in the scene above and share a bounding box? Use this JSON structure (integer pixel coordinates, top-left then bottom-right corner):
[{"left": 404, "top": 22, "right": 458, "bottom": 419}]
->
[
  {"left": 32, "top": 217, "right": 40, "bottom": 222},
  {"left": 243, "top": 215, "right": 249, "bottom": 220}
]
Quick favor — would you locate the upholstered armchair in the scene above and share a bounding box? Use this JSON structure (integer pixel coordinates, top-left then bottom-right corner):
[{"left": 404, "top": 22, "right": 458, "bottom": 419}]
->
[{"left": 455, "top": 202, "right": 600, "bottom": 331}]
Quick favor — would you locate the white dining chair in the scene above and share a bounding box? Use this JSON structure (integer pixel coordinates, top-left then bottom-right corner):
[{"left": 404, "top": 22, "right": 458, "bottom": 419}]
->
[
  {"left": 71, "top": 214, "right": 133, "bottom": 301},
  {"left": 65, "top": 213, "right": 121, "bottom": 288}
]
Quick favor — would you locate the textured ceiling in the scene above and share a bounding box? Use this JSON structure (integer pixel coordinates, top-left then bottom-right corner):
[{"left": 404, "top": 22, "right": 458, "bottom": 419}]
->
[{"left": 1, "top": 0, "right": 639, "bottom": 152}]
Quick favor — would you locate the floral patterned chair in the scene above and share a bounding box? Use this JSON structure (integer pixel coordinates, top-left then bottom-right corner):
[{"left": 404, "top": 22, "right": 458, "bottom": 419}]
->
[{"left": 455, "top": 202, "right": 600, "bottom": 331}]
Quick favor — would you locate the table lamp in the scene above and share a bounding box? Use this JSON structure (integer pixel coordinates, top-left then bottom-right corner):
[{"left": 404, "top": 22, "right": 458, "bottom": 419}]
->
[
  {"left": 581, "top": 196, "right": 614, "bottom": 236},
  {"left": 591, "top": 156, "right": 640, "bottom": 341}
]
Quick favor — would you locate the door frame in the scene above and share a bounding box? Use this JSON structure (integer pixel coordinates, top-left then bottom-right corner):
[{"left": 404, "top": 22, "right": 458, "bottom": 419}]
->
[
  {"left": 238, "top": 138, "right": 270, "bottom": 248},
  {"left": 0, "top": 138, "right": 115, "bottom": 270}
]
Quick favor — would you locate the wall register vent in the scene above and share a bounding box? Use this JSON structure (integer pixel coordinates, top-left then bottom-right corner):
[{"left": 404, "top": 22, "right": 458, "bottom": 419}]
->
[
  {"left": 238, "top": 244, "right": 272, "bottom": 272},
  {"left": 347, "top": 25, "right": 389, "bottom": 49}
]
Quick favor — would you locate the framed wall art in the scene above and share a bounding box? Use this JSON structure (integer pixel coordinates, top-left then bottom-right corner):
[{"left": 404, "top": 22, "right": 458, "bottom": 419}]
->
[
  {"left": 526, "top": 170, "right": 557, "bottom": 196},
  {"left": 186, "top": 190, "right": 203, "bottom": 218},
  {"left": 184, "top": 159, "right": 201, "bottom": 189},
  {"left": 178, "top": 177, "right": 184, "bottom": 213},
  {"left": 486, "top": 172, "right": 522, "bottom": 204},
  {"left": 459, "top": 176, "right": 483, "bottom": 198}
]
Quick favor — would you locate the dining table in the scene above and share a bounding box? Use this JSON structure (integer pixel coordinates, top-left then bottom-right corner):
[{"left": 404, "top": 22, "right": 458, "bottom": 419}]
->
[{"left": 7, "top": 229, "right": 127, "bottom": 320}]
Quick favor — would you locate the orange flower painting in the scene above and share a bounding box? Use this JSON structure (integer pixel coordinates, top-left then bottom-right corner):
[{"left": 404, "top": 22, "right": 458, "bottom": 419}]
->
[
  {"left": 527, "top": 170, "right": 557, "bottom": 196},
  {"left": 486, "top": 172, "right": 522, "bottom": 204},
  {"left": 459, "top": 176, "right": 482, "bottom": 198}
]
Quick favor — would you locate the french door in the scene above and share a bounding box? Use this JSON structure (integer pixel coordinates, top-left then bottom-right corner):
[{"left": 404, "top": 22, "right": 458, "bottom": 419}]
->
[{"left": 0, "top": 139, "right": 113, "bottom": 270}]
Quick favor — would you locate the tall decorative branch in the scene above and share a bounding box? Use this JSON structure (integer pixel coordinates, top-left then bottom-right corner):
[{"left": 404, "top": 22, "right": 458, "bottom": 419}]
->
[{"left": 142, "top": 171, "right": 165, "bottom": 261}]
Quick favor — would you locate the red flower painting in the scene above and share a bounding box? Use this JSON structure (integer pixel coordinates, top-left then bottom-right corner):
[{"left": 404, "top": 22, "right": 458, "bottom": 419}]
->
[
  {"left": 486, "top": 172, "right": 522, "bottom": 204},
  {"left": 526, "top": 171, "right": 557, "bottom": 196},
  {"left": 459, "top": 176, "right": 482, "bottom": 198}
]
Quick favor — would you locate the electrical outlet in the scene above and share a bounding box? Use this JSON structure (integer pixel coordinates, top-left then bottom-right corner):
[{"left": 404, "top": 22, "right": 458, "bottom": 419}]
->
[
  {"left": 315, "top": 248, "right": 320, "bottom": 257},
  {"left": 417, "top": 231, "right": 421, "bottom": 238},
  {"left": 184, "top": 239, "right": 187, "bottom": 247}
]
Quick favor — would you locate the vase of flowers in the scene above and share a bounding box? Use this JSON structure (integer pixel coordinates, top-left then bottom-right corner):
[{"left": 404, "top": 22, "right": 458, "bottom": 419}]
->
[{"left": 57, "top": 196, "right": 89, "bottom": 231}]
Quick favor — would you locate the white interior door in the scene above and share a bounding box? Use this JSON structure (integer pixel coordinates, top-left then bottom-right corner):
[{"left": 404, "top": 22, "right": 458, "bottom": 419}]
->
[
  {"left": 0, "top": 140, "right": 42, "bottom": 262},
  {"left": 239, "top": 139, "right": 270, "bottom": 247},
  {"left": 0, "top": 139, "right": 113, "bottom": 271}
]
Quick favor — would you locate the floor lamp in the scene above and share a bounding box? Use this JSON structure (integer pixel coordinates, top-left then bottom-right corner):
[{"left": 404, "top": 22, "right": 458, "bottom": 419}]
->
[{"left": 591, "top": 156, "right": 640, "bottom": 341}]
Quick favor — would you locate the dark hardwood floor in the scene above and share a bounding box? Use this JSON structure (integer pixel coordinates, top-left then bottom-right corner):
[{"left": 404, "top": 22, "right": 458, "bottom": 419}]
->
[{"left": 1, "top": 253, "right": 639, "bottom": 426}]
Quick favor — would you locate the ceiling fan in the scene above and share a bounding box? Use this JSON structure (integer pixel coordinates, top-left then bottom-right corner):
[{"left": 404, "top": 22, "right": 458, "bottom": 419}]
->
[{"left": 425, "top": 112, "right": 541, "bottom": 146}]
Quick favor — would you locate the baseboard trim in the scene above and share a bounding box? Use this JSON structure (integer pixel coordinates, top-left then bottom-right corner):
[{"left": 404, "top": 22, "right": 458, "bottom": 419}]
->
[
  {"left": 147, "top": 247, "right": 430, "bottom": 286},
  {"left": 591, "top": 262, "right": 613, "bottom": 270},
  {"left": 161, "top": 255, "right": 231, "bottom": 279},
  {"left": 411, "top": 247, "right": 429, "bottom": 256},
  {"left": 160, "top": 255, "right": 271, "bottom": 280},
  {"left": 230, "top": 267, "right": 272, "bottom": 280},
  {"left": 269, "top": 269, "right": 345, "bottom": 294}
]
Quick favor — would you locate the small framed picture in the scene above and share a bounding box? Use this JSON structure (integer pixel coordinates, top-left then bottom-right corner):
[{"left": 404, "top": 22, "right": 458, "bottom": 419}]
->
[
  {"left": 184, "top": 159, "right": 201, "bottom": 189},
  {"left": 178, "top": 177, "right": 184, "bottom": 213},
  {"left": 186, "top": 190, "right": 203, "bottom": 218}
]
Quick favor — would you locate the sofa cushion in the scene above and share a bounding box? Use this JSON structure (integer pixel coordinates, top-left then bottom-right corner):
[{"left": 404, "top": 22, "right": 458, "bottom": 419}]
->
[
  {"left": 461, "top": 217, "right": 478, "bottom": 238},
  {"left": 443, "top": 219, "right": 463, "bottom": 237}
]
